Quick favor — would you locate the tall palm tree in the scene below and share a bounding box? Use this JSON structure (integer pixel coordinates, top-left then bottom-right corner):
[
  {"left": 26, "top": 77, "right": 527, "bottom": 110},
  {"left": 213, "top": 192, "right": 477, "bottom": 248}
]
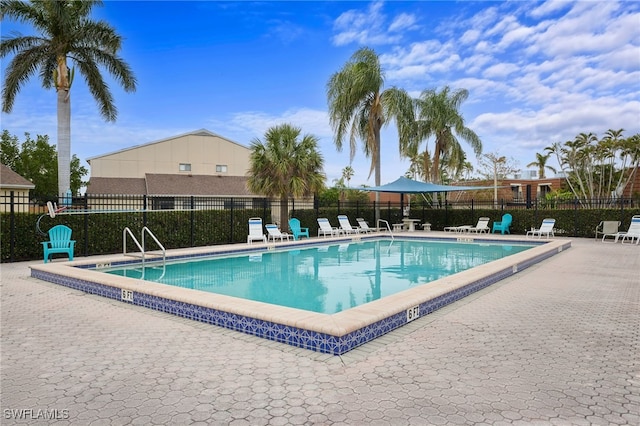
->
[
  {"left": 526, "top": 152, "right": 556, "bottom": 179},
  {"left": 247, "top": 123, "right": 325, "bottom": 228},
  {"left": 1, "top": 0, "right": 137, "bottom": 198},
  {"left": 403, "top": 86, "right": 482, "bottom": 183},
  {"left": 341, "top": 165, "right": 354, "bottom": 188},
  {"left": 326, "top": 47, "right": 414, "bottom": 217}
]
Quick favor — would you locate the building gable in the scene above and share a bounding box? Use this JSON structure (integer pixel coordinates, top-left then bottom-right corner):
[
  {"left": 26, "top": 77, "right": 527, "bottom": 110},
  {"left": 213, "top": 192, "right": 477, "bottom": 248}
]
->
[
  {"left": 87, "top": 129, "right": 251, "bottom": 179},
  {"left": 0, "top": 164, "right": 35, "bottom": 189}
]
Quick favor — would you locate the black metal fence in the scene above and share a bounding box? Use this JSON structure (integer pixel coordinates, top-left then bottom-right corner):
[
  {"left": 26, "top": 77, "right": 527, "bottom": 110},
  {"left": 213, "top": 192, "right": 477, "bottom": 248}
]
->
[{"left": 2, "top": 191, "right": 639, "bottom": 262}]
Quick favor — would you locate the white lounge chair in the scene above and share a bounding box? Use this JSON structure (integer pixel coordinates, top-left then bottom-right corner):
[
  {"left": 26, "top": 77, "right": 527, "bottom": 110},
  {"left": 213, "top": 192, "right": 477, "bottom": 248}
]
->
[
  {"left": 444, "top": 225, "right": 471, "bottom": 233},
  {"left": 338, "top": 215, "right": 360, "bottom": 234},
  {"left": 526, "top": 218, "right": 556, "bottom": 239},
  {"left": 356, "top": 218, "right": 376, "bottom": 233},
  {"left": 247, "top": 217, "right": 267, "bottom": 244},
  {"left": 317, "top": 218, "right": 342, "bottom": 238},
  {"left": 614, "top": 215, "right": 640, "bottom": 245},
  {"left": 265, "top": 224, "right": 290, "bottom": 242},
  {"left": 595, "top": 220, "right": 621, "bottom": 242},
  {"left": 468, "top": 217, "right": 491, "bottom": 233}
]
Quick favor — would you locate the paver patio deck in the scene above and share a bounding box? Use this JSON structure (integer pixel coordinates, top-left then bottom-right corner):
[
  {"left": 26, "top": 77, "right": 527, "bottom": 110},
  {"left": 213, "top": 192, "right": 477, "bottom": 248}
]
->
[{"left": 1, "top": 236, "right": 638, "bottom": 425}]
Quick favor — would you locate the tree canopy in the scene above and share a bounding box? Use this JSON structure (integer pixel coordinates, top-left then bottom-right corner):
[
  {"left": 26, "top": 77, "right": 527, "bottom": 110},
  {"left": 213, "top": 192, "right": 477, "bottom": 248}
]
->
[
  {"left": 247, "top": 123, "right": 325, "bottom": 228},
  {"left": 546, "top": 129, "right": 640, "bottom": 204},
  {"left": 1, "top": 130, "right": 88, "bottom": 202},
  {"left": 1, "top": 0, "right": 136, "bottom": 197}
]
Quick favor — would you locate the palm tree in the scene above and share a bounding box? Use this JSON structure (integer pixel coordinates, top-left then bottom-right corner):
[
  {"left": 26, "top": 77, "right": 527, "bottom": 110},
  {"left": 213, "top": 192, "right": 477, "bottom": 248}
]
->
[
  {"left": 1, "top": 0, "right": 137, "bottom": 198},
  {"left": 326, "top": 47, "right": 414, "bottom": 217},
  {"left": 526, "top": 152, "right": 556, "bottom": 179},
  {"left": 247, "top": 123, "right": 325, "bottom": 228},
  {"left": 406, "top": 150, "right": 431, "bottom": 181},
  {"left": 341, "top": 165, "right": 354, "bottom": 188},
  {"left": 403, "top": 86, "right": 482, "bottom": 183}
]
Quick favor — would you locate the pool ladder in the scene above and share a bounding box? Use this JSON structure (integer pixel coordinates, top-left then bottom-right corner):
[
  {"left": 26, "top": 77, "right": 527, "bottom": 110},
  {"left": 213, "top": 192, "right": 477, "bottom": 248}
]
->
[
  {"left": 123, "top": 227, "right": 166, "bottom": 279},
  {"left": 377, "top": 219, "right": 394, "bottom": 240}
]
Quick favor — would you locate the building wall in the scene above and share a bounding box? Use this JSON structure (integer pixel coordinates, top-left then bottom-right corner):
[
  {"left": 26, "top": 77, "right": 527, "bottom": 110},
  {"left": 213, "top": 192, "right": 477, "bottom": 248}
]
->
[
  {"left": 622, "top": 167, "right": 640, "bottom": 198},
  {"left": 0, "top": 189, "right": 31, "bottom": 213},
  {"left": 451, "top": 177, "right": 566, "bottom": 203},
  {"left": 89, "top": 133, "right": 251, "bottom": 179}
]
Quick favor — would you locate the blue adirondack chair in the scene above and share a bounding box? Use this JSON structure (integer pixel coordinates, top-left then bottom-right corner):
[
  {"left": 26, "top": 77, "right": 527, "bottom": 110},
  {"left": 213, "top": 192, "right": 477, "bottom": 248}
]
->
[
  {"left": 288, "top": 218, "right": 309, "bottom": 240},
  {"left": 42, "top": 225, "right": 75, "bottom": 263},
  {"left": 492, "top": 213, "right": 513, "bottom": 234}
]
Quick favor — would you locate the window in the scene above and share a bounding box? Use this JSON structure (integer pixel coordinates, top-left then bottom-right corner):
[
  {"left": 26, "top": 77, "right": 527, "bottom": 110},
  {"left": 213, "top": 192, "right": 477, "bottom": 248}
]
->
[
  {"left": 511, "top": 185, "right": 522, "bottom": 201},
  {"left": 216, "top": 165, "right": 228, "bottom": 173},
  {"left": 179, "top": 163, "right": 191, "bottom": 172}
]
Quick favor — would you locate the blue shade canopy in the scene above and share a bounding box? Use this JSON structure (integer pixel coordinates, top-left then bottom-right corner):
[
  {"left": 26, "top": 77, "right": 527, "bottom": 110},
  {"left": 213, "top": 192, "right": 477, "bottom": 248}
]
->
[{"left": 366, "top": 176, "right": 491, "bottom": 193}]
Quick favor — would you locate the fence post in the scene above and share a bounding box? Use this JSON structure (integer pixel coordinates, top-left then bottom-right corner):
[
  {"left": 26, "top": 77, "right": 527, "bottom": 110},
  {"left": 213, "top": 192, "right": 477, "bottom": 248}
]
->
[
  {"left": 445, "top": 198, "right": 449, "bottom": 226},
  {"left": 387, "top": 201, "right": 391, "bottom": 224},
  {"left": 143, "top": 195, "right": 148, "bottom": 228},
  {"left": 190, "top": 196, "right": 195, "bottom": 247},
  {"left": 574, "top": 198, "right": 579, "bottom": 237},
  {"left": 230, "top": 198, "right": 235, "bottom": 244},
  {"left": 9, "top": 191, "right": 15, "bottom": 262},
  {"left": 83, "top": 193, "right": 89, "bottom": 257}
]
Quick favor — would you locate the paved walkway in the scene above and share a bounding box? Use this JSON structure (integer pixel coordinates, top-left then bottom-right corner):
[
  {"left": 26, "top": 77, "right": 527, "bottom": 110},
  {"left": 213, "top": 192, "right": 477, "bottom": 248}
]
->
[{"left": 1, "top": 237, "right": 639, "bottom": 425}]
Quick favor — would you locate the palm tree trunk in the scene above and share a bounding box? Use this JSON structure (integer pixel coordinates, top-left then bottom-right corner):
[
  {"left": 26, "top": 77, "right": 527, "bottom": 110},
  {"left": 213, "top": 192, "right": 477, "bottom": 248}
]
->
[
  {"left": 280, "top": 197, "right": 289, "bottom": 232},
  {"left": 374, "top": 127, "right": 381, "bottom": 222},
  {"left": 57, "top": 88, "right": 71, "bottom": 199}
]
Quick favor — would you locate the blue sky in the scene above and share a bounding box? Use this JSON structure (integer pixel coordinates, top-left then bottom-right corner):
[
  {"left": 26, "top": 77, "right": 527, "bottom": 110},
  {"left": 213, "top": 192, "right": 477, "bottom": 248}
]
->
[{"left": 2, "top": 0, "right": 639, "bottom": 187}]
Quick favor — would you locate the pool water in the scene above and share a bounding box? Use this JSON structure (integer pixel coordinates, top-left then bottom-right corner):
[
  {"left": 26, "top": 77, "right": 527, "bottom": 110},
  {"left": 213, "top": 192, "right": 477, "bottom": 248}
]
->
[{"left": 104, "top": 239, "right": 533, "bottom": 314}]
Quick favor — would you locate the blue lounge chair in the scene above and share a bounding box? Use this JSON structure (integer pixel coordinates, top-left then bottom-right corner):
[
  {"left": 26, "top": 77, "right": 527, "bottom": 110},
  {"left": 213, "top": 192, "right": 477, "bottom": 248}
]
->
[
  {"left": 492, "top": 213, "right": 512, "bottom": 234},
  {"left": 42, "top": 225, "right": 75, "bottom": 263},
  {"left": 288, "top": 218, "right": 309, "bottom": 240}
]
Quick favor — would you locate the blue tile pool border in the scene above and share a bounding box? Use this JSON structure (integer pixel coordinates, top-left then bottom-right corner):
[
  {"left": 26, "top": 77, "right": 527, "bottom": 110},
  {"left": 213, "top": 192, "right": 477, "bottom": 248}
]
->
[{"left": 31, "top": 237, "right": 571, "bottom": 355}]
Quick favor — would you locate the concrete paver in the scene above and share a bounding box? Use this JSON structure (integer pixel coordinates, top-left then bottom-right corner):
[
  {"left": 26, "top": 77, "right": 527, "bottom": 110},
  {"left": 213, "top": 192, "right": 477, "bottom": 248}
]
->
[{"left": 1, "top": 237, "right": 639, "bottom": 425}]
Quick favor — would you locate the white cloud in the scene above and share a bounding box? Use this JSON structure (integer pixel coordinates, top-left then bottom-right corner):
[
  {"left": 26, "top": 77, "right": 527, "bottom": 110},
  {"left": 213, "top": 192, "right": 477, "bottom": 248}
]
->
[
  {"left": 388, "top": 13, "right": 417, "bottom": 32},
  {"left": 331, "top": 1, "right": 418, "bottom": 46},
  {"left": 482, "top": 63, "right": 520, "bottom": 79},
  {"left": 529, "top": 0, "right": 571, "bottom": 19},
  {"left": 459, "top": 29, "right": 481, "bottom": 45}
]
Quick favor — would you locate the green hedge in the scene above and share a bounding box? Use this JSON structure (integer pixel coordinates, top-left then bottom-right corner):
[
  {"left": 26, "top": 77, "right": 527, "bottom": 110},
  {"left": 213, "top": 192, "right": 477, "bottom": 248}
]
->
[
  {"left": 3, "top": 206, "right": 638, "bottom": 262},
  {"left": 1, "top": 209, "right": 269, "bottom": 262}
]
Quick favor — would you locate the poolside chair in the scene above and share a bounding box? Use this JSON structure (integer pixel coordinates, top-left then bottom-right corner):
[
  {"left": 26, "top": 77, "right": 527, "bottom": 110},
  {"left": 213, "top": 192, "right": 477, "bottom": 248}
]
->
[
  {"left": 265, "top": 224, "right": 290, "bottom": 242},
  {"left": 526, "top": 218, "right": 556, "bottom": 239},
  {"left": 444, "top": 224, "right": 471, "bottom": 233},
  {"left": 41, "top": 224, "right": 75, "bottom": 263},
  {"left": 288, "top": 218, "right": 309, "bottom": 240},
  {"left": 317, "top": 218, "right": 342, "bottom": 238},
  {"left": 247, "top": 217, "right": 267, "bottom": 244},
  {"left": 445, "top": 217, "right": 490, "bottom": 233},
  {"left": 356, "top": 218, "right": 376, "bottom": 233},
  {"left": 492, "top": 213, "right": 512, "bottom": 235},
  {"left": 614, "top": 215, "right": 640, "bottom": 245},
  {"left": 595, "top": 220, "right": 620, "bottom": 242},
  {"left": 337, "top": 215, "right": 360, "bottom": 234},
  {"left": 468, "top": 217, "right": 490, "bottom": 233}
]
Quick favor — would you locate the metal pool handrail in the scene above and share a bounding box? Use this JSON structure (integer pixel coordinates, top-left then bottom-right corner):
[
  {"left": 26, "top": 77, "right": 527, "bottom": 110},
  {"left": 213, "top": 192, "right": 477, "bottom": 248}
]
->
[
  {"left": 377, "top": 219, "right": 393, "bottom": 240},
  {"left": 123, "top": 227, "right": 166, "bottom": 279}
]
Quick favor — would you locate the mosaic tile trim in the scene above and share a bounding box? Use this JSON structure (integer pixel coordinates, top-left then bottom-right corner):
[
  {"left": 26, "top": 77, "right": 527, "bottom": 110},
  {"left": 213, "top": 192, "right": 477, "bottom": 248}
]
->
[{"left": 32, "top": 240, "right": 570, "bottom": 355}]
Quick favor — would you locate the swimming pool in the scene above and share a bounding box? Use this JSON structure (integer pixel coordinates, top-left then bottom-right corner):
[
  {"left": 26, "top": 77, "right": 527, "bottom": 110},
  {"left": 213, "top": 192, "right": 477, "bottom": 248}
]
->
[
  {"left": 104, "top": 240, "right": 533, "bottom": 314},
  {"left": 30, "top": 234, "right": 571, "bottom": 355}
]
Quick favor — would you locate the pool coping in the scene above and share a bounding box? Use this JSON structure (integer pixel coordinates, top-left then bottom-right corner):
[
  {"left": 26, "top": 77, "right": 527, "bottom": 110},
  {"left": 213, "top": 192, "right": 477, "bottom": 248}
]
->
[{"left": 30, "top": 233, "right": 571, "bottom": 355}]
